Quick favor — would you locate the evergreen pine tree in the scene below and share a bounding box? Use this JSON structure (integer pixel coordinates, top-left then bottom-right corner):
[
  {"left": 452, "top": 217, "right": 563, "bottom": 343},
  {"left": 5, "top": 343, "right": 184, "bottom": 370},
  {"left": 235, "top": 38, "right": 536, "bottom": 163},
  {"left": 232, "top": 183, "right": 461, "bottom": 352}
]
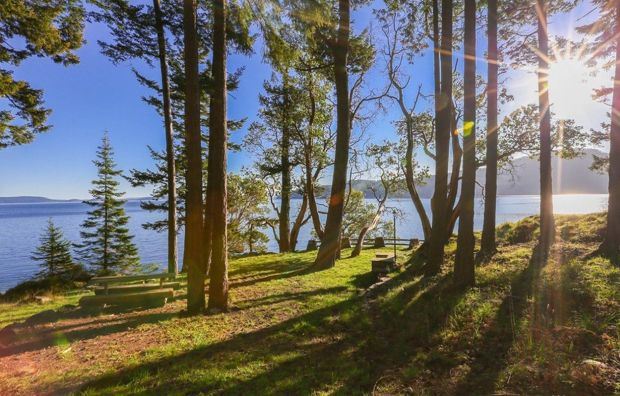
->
[
  {"left": 76, "top": 133, "right": 140, "bottom": 275},
  {"left": 31, "top": 219, "right": 75, "bottom": 279}
]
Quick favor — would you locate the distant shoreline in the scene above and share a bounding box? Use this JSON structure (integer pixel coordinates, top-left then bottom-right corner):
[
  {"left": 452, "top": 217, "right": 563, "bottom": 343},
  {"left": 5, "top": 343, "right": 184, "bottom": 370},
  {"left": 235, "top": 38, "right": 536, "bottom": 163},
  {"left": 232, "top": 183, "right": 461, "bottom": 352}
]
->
[
  {"left": 0, "top": 196, "right": 149, "bottom": 204},
  {"left": 0, "top": 193, "right": 610, "bottom": 205}
]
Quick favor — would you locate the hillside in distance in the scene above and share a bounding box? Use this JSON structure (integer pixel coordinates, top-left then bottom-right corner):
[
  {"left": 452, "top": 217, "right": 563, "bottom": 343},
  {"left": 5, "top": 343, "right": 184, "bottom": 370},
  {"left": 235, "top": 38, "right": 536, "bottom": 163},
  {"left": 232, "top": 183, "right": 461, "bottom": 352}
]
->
[
  {"left": 0, "top": 196, "right": 81, "bottom": 204},
  {"left": 2, "top": 150, "right": 607, "bottom": 203},
  {"left": 486, "top": 148, "right": 608, "bottom": 196},
  {"left": 0, "top": 196, "right": 148, "bottom": 204},
  {"left": 319, "top": 149, "right": 608, "bottom": 199}
]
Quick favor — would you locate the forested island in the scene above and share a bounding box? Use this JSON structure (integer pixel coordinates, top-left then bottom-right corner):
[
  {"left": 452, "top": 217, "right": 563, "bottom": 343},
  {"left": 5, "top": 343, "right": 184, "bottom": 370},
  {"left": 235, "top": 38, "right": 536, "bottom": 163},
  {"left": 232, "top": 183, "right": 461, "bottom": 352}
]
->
[{"left": 0, "top": 0, "right": 618, "bottom": 394}]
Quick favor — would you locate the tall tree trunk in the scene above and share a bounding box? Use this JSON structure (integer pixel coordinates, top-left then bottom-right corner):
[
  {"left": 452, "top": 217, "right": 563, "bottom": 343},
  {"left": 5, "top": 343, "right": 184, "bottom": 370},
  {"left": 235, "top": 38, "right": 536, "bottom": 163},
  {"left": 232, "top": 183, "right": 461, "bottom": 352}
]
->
[
  {"left": 207, "top": 0, "right": 229, "bottom": 311},
  {"left": 405, "top": 120, "right": 431, "bottom": 241},
  {"left": 314, "top": 0, "right": 350, "bottom": 269},
  {"left": 279, "top": 82, "right": 292, "bottom": 252},
  {"left": 248, "top": 224, "right": 254, "bottom": 254},
  {"left": 601, "top": 0, "right": 620, "bottom": 264},
  {"left": 153, "top": 0, "right": 178, "bottom": 275},
  {"left": 537, "top": 0, "right": 555, "bottom": 255},
  {"left": 290, "top": 194, "right": 308, "bottom": 252},
  {"left": 426, "top": 0, "right": 452, "bottom": 276},
  {"left": 454, "top": 0, "right": 476, "bottom": 288},
  {"left": 351, "top": 226, "right": 370, "bottom": 257},
  {"left": 480, "top": 0, "right": 499, "bottom": 258},
  {"left": 182, "top": 0, "right": 204, "bottom": 315},
  {"left": 351, "top": 200, "right": 386, "bottom": 257},
  {"left": 432, "top": 0, "right": 440, "bottom": 106},
  {"left": 445, "top": 115, "right": 462, "bottom": 242},
  {"left": 305, "top": 151, "right": 324, "bottom": 240}
]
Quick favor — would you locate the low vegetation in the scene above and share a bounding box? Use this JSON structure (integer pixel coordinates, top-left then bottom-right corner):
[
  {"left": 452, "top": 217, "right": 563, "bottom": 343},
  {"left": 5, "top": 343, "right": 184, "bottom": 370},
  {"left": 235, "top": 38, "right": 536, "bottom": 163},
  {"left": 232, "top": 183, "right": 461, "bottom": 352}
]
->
[{"left": 0, "top": 214, "right": 618, "bottom": 394}]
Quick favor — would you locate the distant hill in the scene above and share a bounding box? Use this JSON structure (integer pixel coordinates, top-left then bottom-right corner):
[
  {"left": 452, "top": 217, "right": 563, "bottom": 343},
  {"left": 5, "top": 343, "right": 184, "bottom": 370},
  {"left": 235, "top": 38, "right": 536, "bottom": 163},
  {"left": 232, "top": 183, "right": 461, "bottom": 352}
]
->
[
  {"left": 318, "top": 148, "right": 608, "bottom": 199},
  {"left": 486, "top": 148, "right": 608, "bottom": 195},
  {"left": 0, "top": 196, "right": 81, "bottom": 204},
  {"left": 4, "top": 151, "right": 608, "bottom": 204},
  {"left": 0, "top": 196, "right": 149, "bottom": 204}
]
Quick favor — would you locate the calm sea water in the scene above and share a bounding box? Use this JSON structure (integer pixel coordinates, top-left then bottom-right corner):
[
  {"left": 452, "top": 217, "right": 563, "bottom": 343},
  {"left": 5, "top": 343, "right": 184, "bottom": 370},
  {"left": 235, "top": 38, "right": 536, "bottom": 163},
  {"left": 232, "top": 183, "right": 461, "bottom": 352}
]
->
[{"left": 0, "top": 194, "right": 608, "bottom": 292}]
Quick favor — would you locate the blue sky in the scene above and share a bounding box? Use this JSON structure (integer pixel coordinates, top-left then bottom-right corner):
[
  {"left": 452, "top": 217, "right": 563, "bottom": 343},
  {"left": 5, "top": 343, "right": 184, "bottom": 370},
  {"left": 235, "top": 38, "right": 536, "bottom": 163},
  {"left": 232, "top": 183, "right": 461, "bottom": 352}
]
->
[{"left": 0, "top": 0, "right": 610, "bottom": 199}]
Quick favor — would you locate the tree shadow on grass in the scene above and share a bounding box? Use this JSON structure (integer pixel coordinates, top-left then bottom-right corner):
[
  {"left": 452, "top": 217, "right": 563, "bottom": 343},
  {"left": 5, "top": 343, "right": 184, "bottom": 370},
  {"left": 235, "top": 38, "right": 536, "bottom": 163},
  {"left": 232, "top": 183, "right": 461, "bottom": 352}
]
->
[
  {"left": 71, "top": 255, "right": 469, "bottom": 395},
  {"left": 0, "top": 308, "right": 178, "bottom": 358},
  {"left": 234, "top": 286, "right": 349, "bottom": 310},
  {"left": 229, "top": 254, "right": 310, "bottom": 278},
  {"left": 229, "top": 257, "right": 320, "bottom": 289},
  {"left": 334, "top": 273, "right": 468, "bottom": 392},
  {"left": 1, "top": 254, "right": 322, "bottom": 359},
  {"left": 451, "top": 244, "right": 545, "bottom": 394},
  {"left": 66, "top": 296, "right": 362, "bottom": 395}
]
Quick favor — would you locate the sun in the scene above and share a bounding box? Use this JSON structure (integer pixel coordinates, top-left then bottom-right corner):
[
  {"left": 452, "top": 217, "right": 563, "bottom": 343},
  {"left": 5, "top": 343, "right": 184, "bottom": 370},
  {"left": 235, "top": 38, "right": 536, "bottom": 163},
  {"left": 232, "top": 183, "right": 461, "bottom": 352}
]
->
[{"left": 547, "top": 57, "right": 595, "bottom": 119}]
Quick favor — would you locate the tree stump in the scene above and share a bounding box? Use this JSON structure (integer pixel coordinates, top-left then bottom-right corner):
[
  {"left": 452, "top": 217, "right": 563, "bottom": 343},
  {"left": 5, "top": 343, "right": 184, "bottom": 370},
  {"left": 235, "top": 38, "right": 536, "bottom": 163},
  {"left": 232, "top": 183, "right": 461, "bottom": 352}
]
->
[
  {"left": 374, "top": 237, "right": 385, "bottom": 248},
  {"left": 306, "top": 239, "right": 318, "bottom": 251},
  {"left": 408, "top": 239, "right": 420, "bottom": 250}
]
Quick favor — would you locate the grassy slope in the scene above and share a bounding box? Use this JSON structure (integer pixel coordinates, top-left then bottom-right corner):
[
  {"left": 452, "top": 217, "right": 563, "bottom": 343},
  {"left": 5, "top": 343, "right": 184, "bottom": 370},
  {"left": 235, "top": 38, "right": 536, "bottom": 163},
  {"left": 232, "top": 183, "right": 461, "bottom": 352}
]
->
[{"left": 0, "top": 214, "right": 618, "bottom": 395}]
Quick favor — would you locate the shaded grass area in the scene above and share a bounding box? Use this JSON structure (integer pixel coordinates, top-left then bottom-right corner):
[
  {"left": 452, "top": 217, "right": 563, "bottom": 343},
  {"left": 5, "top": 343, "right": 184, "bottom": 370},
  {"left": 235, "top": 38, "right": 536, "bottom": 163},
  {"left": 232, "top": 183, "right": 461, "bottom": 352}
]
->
[
  {"left": 0, "top": 215, "right": 618, "bottom": 395},
  {"left": 0, "top": 293, "right": 85, "bottom": 328}
]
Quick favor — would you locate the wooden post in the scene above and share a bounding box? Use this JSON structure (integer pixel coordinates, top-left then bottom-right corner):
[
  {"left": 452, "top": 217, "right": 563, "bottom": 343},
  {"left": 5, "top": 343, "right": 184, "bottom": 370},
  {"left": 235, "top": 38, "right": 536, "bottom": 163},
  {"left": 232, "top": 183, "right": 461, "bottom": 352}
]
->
[
  {"left": 306, "top": 239, "right": 318, "bottom": 251},
  {"left": 374, "top": 237, "right": 385, "bottom": 248}
]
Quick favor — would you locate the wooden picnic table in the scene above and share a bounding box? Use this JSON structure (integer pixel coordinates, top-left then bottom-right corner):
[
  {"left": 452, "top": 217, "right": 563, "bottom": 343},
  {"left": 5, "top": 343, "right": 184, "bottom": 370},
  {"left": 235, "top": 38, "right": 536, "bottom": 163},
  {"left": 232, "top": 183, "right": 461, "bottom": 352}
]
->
[{"left": 81, "top": 272, "right": 183, "bottom": 308}]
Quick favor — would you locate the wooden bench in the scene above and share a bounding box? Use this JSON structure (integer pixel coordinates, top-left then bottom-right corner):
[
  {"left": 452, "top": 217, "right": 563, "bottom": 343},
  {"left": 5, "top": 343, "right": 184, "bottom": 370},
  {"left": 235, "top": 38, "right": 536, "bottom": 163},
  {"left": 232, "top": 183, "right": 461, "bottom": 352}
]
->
[
  {"left": 88, "top": 272, "right": 179, "bottom": 295},
  {"left": 92, "top": 281, "right": 181, "bottom": 295},
  {"left": 371, "top": 253, "right": 397, "bottom": 274},
  {"left": 82, "top": 272, "right": 182, "bottom": 308},
  {"left": 79, "top": 288, "right": 174, "bottom": 308}
]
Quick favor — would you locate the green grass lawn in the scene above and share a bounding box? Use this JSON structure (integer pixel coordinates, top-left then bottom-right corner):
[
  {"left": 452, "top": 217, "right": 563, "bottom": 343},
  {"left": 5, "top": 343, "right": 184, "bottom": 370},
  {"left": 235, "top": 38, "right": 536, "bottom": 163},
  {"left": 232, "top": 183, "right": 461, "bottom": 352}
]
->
[{"left": 0, "top": 216, "right": 618, "bottom": 395}]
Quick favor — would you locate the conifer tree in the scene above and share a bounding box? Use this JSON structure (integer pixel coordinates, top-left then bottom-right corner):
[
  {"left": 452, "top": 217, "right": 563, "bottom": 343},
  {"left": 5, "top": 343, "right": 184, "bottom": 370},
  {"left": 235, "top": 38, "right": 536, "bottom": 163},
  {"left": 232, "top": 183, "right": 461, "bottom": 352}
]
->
[
  {"left": 206, "top": 0, "right": 230, "bottom": 311},
  {"left": 76, "top": 134, "right": 140, "bottom": 275},
  {"left": 91, "top": 0, "right": 179, "bottom": 275},
  {"left": 183, "top": 0, "right": 205, "bottom": 314},
  {"left": 32, "top": 219, "right": 75, "bottom": 279}
]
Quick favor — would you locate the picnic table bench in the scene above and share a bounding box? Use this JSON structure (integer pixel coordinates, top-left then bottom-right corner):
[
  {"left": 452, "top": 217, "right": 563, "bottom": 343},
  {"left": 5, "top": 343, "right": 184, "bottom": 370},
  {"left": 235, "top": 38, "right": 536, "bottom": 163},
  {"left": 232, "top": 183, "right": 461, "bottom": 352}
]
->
[
  {"left": 80, "top": 288, "right": 174, "bottom": 308},
  {"left": 80, "top": 272, "right": 182, "bottom": 308},
  {"left": 88, "top": 272, "right": 181, "bottom": 294}
]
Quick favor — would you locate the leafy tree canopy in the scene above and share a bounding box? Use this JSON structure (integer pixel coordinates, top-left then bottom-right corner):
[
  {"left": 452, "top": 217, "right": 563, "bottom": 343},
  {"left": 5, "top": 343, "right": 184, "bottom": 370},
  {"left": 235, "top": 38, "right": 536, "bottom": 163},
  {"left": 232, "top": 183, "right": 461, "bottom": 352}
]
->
[{"left": 0, "top": 0, "right": 84, "bottom": 149}]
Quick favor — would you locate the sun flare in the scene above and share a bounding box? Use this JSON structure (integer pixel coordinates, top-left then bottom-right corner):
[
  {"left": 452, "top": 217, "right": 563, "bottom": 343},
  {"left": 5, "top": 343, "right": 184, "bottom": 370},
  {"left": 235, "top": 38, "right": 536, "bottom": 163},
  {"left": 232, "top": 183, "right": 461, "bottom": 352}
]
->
[{"left": 548, "top": 57, "right": 597, "bottom": 119}]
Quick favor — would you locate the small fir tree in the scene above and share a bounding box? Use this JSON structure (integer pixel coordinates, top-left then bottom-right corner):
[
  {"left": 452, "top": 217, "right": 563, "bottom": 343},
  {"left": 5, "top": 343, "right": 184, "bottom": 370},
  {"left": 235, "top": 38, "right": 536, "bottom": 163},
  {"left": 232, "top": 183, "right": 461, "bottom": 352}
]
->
[
  {"left": 31, "top": 219, "right": 75, "bottom": 279},
  {"left": 76, "top": 133, "right": 140, "bottom": 275}
]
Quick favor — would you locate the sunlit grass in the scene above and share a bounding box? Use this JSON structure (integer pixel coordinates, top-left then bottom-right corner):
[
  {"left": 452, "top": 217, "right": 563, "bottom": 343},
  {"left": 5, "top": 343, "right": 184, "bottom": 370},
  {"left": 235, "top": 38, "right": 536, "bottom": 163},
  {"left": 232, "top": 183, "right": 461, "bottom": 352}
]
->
[{"left": 0, "top": 218, "right": 618, "bottom": 394}]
